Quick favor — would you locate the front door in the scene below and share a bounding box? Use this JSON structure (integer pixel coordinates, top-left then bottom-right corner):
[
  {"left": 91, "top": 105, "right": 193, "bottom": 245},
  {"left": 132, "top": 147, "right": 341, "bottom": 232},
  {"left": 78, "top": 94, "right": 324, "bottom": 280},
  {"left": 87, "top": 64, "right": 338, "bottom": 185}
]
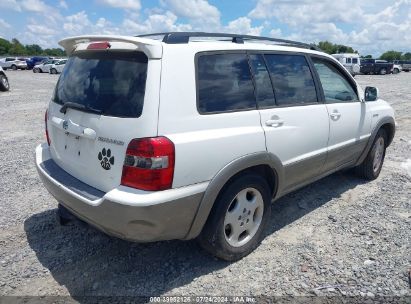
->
[{"left": 310, "top": 56, "right": 372, "bottom": 172}]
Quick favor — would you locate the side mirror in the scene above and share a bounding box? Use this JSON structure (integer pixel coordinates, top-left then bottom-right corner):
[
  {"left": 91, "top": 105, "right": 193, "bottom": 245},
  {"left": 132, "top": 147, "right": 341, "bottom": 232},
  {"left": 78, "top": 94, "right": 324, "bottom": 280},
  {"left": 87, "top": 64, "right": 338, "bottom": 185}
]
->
[{"left": 364, "top": 86, "right": 379, "bottom": 102}]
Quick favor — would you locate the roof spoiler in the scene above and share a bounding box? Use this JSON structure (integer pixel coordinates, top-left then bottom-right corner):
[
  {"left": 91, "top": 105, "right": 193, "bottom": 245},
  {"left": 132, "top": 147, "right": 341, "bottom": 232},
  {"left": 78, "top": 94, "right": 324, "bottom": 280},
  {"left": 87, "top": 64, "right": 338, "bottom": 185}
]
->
[{"left": 58, "top": 35, "right": 163, "bottom": 59}]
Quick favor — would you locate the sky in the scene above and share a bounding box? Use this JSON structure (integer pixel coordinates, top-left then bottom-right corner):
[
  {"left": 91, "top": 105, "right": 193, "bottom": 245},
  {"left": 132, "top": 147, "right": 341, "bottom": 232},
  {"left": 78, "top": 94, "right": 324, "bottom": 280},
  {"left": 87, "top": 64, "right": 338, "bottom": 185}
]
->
[{"left": 0, "top": 0, "right": 410, "bottom": 56}]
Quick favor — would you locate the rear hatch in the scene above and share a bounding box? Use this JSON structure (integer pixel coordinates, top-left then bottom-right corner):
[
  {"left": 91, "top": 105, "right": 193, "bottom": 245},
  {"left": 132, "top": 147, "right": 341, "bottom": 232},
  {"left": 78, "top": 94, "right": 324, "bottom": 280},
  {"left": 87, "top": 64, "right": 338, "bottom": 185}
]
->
[{"left": 47, "top": 39, "right": 162, "bottom": 192}]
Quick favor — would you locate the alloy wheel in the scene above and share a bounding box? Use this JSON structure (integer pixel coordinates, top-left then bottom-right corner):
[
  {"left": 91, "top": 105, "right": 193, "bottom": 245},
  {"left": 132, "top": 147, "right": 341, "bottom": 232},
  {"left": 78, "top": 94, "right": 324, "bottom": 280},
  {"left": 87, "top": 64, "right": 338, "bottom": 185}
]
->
[{"left": 223, "top": 187, "right": 264, "bottom": 247}]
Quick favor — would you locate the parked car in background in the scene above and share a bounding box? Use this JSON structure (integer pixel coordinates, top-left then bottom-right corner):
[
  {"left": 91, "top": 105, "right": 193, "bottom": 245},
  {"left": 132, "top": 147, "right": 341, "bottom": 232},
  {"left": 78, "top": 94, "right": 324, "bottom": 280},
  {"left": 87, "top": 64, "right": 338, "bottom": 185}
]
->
[
  {"left": 49, "top": 59, "right": 67, "bottom": 74},
  {"left": 391, "top": 63, "right": 402, "bottom": 74},
  {"left": 360, "top": 59, "right": 394, "bottom": 75},
  {"left": 376, "top": 60, "right": 402, "bottom": 74},
  {"left": 331, "top": 53, "right": 361, "bottom": 76},
  {"left": 26, "top": 56, "right": 50, "bottom": 70},
  {"left": 393, "top": 60, "right": 411, "bottom": 72},
  {"left": 33, "top": 59, "right": 62, "bottom": 73},
  {"left": 0, "top": 57, "right": 28, "bottom": 70},
  {"left": 36, "top": 33, "right": 396, "bottom": 261},
  {"left": 0, "top": 66, "right": 10, "bottom": 91}
]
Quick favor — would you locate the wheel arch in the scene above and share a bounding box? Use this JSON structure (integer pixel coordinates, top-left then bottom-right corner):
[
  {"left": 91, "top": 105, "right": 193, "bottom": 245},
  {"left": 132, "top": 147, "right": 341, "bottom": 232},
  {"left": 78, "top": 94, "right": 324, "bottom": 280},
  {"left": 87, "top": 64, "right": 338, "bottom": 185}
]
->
[
  {"left": 380, "top": 122, "right": 395, "bottom": 147},
  {"left": 184, "top": 152, "right": 284, "bottom": 240},
  {"left": 355, "top": 116, "right": 395, "bottom": 166}
]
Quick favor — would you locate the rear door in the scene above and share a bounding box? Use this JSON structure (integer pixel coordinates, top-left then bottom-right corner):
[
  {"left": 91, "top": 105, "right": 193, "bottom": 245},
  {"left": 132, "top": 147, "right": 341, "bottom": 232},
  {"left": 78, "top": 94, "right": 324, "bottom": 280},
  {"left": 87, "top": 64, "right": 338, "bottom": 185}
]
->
[
  {"left": 251, "top": 53, "right": 329, "bottom": 190},
  {"left": 310, "top": 56, "right": 372, "bottom": 171},
  {"left": 47, "top": 48, "right": 161, "bottom": 192}
]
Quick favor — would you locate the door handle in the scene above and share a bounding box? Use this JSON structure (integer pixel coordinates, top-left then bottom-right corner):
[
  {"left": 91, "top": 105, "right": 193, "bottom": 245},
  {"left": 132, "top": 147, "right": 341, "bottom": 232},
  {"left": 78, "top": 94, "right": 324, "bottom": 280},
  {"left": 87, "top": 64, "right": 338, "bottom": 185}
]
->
[
  {"left": 329, "top": 111, "right": 341, "bottom": 121},
  {"left": 265, "top": 119, "right": 284, "bottom": 127}
]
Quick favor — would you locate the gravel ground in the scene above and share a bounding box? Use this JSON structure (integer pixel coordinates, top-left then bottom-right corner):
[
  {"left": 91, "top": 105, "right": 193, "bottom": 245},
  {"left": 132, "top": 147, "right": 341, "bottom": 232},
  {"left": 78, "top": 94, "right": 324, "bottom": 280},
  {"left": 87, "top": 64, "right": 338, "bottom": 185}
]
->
[{"left": 0, "top": 70, "right": 410, "bottom": 302}]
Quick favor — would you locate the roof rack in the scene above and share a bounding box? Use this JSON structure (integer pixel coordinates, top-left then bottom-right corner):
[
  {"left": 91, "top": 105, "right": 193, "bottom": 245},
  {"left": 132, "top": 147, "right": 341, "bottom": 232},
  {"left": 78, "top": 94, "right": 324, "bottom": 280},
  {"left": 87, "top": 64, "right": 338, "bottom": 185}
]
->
[{"left": 137, "top": 32, "right": 321, "bottom": 51}]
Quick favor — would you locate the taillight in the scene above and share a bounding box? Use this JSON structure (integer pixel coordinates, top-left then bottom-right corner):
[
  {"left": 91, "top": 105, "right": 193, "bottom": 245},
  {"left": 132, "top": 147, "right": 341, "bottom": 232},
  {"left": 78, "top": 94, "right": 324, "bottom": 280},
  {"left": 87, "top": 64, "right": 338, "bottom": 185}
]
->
[
  {"left": 45, "top": 110, "right": 51, "bottom": 145},
  {"left": 121, "top": 137, "right": 175, "bottom": 191}
]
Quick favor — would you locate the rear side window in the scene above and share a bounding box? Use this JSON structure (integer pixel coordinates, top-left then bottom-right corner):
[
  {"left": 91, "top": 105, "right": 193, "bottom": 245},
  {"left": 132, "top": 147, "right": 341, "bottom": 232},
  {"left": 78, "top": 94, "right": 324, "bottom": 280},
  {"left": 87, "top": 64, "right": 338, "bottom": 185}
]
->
[
  {"left": 197, "top": 53, "right": 256, "bottom": 114},
  {"left": 53, "top": 51, "right": 148, "bottom": 118},
  {"left": 312, "top": 58, "right": 359, "bottom": 103},
  {"left": 352, "top": 58, "right": 358, "bottom": 64},
  {"left": 264, "top": 54, "right": 317, "bottom": 106}
]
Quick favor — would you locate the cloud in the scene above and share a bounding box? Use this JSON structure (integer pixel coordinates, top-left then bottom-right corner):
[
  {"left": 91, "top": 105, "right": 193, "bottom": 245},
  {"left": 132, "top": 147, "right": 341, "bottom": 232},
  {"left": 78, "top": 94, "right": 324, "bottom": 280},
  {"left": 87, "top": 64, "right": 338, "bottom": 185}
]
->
[
  {"left": 97, "top": 0, "right": 141, "bottom": 11},
  {"left": 248, "top": 0, "right": 411, "bottom": 55},
  {"left": 27, "top": 24, "right": 58, "bottom": 36},
  {"left": 59, "top": 0, "right": 68, "bottom": 9},
  {"left": 0, "top": 0, "right": 21, "bottom": 11},
  {"left": 0, "top": 18, "right": 12, "bottom": 29},
  {"left": 63, "top": 11, "right": 92, "bottom": 35},
  {"left": 20, "top": 0, "right": 50, "bottom": 12},
  {"left": 225, "top": 17, "right": 263, "bottom": 36},
  {"left": 269, "top": 28, "right": 282, "bottom": 37},
  {"left": 249, "top": 0, "right": 363, "bottom": 25},
  {"left": 162, "top": 0, "right": 221, "bottom": 29},
  {"left": 2, "top": 0, "right": 409, "bottom": 57},
  {"left": 122, "top": 11, "right": 192, "bottom": 34}
]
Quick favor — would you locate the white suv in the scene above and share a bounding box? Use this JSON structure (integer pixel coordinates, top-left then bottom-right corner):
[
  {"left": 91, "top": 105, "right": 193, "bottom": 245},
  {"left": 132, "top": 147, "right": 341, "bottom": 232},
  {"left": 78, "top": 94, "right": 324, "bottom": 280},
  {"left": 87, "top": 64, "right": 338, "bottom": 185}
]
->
[
  {"left": 35, "top": 33, "right": 395, "bottom": 261},
  {"left": 0, "top": 57, "right": 27, "bottom": 70}
]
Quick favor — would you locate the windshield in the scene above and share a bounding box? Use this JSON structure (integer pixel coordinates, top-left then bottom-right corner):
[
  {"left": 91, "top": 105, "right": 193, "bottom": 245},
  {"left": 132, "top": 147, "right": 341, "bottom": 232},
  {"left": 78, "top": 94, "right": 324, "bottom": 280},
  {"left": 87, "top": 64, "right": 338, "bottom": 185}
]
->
[{"left": 53, "top": 51, "right": 148, "bottom": 118}]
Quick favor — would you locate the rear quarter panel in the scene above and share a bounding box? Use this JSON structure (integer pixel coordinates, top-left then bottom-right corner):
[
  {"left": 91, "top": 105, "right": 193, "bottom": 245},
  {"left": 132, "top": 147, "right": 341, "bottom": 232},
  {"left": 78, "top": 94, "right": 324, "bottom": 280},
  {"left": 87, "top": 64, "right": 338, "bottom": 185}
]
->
[{"left": 157, "top": 45, "right": 266, "bottom": 188}]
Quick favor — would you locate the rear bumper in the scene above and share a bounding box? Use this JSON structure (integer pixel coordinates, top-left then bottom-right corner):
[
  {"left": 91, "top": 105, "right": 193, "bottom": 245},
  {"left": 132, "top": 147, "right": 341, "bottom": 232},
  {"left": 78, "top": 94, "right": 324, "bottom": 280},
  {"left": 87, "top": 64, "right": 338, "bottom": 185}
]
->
[
  {"left": 35, "top": 143, "right": 207, "bottom": 242},
  {"left": 15, "top": 63, "right": 27, "bottom": 69}
]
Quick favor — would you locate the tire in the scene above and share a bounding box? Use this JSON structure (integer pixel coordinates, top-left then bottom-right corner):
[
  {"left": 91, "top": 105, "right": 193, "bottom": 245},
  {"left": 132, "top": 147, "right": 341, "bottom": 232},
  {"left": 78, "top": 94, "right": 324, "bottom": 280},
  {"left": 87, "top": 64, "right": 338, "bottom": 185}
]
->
[
  {"left": 379, "top": 68, "right": 387, "bottom": 75},
  {"left": 0, "top": 75, "right": 9, "bottom": 91},
  {"left": 50, "top": 68, "right": 57, "bottom": 74},
  {"left": 393, "top": 68, "right": 400, "bottom": 74},
  {"left": 198, "top": 174, "right": 272, "bottom": 261},
  {"left": 355, "top": 129, "right": 387, "bottom": 180},
  {"left": 33, "top": 68, "right": 39, "bottom": 73},
  {"left": 11, "top": 65, "right": 17, "bottom": 71},
  {"left": 352, "top": 64, "right": 360, "bottom": 74}
]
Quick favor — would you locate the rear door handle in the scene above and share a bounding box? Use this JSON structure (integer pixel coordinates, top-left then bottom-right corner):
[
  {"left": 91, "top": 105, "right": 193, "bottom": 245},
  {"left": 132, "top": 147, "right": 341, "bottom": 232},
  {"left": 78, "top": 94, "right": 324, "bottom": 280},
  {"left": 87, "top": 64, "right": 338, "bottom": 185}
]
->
[
  {"left": 329, "top": 111, "right": 341, "bottom": 121},
  {"left": 265, "top": 119, "right": 284, "bottom": 127}
]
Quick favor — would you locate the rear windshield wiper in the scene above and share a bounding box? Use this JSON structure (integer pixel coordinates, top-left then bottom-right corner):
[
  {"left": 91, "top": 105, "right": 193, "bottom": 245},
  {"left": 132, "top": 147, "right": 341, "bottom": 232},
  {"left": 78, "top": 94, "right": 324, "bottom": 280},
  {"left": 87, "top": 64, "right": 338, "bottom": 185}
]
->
[{"left": 60, "top": 102, "right": 102, "bottom": 115}]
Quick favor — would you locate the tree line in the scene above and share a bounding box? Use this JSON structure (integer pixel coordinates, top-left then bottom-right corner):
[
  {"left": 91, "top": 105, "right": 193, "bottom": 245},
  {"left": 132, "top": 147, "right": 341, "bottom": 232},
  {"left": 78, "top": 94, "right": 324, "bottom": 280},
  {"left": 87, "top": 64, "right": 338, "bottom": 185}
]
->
[
  {"left": 0, "top": 38, "right": 66, "bottom": 57},
  {"left": 316, "top": 41, "right": 411, "bottom": 61},
  {"left": 1, "top": 37, "right": 410, "bottom": 61}
]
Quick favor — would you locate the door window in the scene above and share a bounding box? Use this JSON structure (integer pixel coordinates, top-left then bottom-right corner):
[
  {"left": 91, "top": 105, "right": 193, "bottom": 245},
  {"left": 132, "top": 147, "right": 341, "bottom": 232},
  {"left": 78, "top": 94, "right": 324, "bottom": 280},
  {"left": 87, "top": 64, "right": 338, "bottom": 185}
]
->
[
  {"left": 264, "top": 54, "right": 318, "bottom": 106},
  {"left": 312, "top": 58, "right": 359, "bottom": 103},
  {"left": 346, "top": 58, "right": 352, "bottom": 64},
  {"left": 197, "top": 53, "right": 256, "bottom": 114},
  {"left": 248, "top": 54, "right": 276, "bottom": 108}
]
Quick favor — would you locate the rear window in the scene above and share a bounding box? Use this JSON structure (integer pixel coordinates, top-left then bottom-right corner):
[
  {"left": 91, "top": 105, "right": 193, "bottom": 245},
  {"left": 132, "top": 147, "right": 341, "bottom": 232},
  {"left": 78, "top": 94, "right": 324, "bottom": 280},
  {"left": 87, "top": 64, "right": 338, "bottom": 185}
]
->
[{"left": 53, "top": 51, "right": 148, "bottom": 118}]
